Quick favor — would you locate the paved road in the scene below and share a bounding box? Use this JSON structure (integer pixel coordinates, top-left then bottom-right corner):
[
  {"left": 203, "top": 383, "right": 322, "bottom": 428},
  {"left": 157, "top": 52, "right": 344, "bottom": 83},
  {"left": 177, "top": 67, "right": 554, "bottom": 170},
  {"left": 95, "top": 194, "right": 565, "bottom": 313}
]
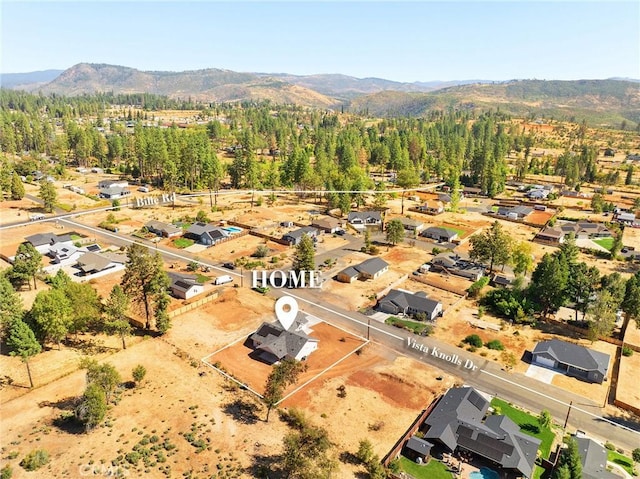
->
[{"left": 5, "top": 211, "right": 640, "bottom": 451}]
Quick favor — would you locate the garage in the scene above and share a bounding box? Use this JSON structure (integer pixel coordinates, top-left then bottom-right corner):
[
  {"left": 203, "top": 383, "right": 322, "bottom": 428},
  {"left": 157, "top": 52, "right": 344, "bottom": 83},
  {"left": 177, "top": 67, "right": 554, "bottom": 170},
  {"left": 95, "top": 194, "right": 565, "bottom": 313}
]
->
[{"left": 534, "top": 356, "right": 556, "bottom": 369}]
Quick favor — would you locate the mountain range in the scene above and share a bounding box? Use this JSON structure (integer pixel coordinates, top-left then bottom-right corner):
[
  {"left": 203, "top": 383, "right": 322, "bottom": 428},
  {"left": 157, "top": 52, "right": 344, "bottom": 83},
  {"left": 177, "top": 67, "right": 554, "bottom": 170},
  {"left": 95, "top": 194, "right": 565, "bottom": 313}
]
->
[{"left": 2, "top": 63, "right": 639, "bottom": 126}]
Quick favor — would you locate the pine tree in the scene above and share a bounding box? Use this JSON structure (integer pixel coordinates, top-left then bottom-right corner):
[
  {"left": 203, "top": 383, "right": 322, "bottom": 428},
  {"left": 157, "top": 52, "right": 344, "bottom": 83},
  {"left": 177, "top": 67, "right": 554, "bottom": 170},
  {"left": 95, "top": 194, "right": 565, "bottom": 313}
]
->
[
  {"left": 30, "top": 288, "right": 73, "bottom": 349},
  {"left": 10, "top": 172, "right": 25, "bottom": 200},
  {"left": 7, "top": 319, "right": 41, "bottom": 388},
  {"left": 39, "top": 180, "right": 57, "bottom": 213},
  {"left": 469, "top": 221, "right": 513, "bottom": 272},
  {"left": 292, "top": 235, "right": 316, "bottom": 277},
  {"left": 104, "top": 284, "right": 132, "bottom": 349},
  {"left": 0, "top": 275, "right": 23, "bottom": 339}
]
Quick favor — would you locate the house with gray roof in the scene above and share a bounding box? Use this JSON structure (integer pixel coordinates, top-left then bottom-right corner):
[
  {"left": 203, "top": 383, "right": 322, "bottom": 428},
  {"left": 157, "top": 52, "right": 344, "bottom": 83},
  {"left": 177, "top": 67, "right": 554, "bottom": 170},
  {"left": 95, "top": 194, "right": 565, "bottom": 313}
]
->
[
  {"left": 397, "top": 217, "right": 425, "bottom": 233},
  {"left": 531, "top": 339, "right": 610, "bottom": 384},
  {"left": 186, "top": 222, "right": 230, "bottom": 245},
  {"left": 421, "top": 386, "right": 541, "bottom": 479},
  {"left": 168, "top": 273, "right": 204, "bottom": 300},
  {"left": 431, "top": 253, "right": 485, "bottom": 281},
  {"left": 347, "top": 211, "right": 383, "bottom": 227},
  {"left": 25, "top": 233, "right": 73, "bottom": 255},
  {"left": 575, "top": 436, "right": 618, "bottom": 479},
  {"left": 336, "top": 257, "right": 389, "bottom": 283},
  {"left": 377, "top": 289, "right": 442, "bottom": 320},
  {"left": 497, "top": 205, "right": 534, "bottom": 220},
  {"left": 421, "top": 226, "right": 459, "bottom": 243},
  {"left": 145, "top": 220, "right": 182, "bottom": 238},
  {"left": 249, "top": 314, "right": 319, "bottom": 364},
  {"left": 99, "top": 186, "right": 131, "bottom": 200},
  {"left": 282, "top": 226, "right": 318, "bottom": 245},
  {"left": 403, "top": 436, "right": 433, "bottom": 463}
]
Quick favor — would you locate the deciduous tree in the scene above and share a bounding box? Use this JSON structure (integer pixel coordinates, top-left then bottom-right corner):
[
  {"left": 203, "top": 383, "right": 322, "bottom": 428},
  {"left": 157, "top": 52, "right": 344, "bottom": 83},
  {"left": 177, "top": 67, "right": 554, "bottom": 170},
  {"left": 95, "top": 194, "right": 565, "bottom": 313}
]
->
[
  {"left": 11, "top": 242, "right": 42, "bottom": 290},
  {"left": 469, "top": 221, "right": 512, "bottom": 272},
  {"left": 0, "top": 275, "right": 23, "bottom": 339},
  {"left": 10, "top": 172, "right": 25, "bottom": 200},
  {"left": 75, "top": 383, "right": 107, "bottom": 432},
  {"left": 385, "top": 219, "right": 405, "bottom": 246},
  {"left": 30, "top": 288, "right": 72, "bottom": 348}
]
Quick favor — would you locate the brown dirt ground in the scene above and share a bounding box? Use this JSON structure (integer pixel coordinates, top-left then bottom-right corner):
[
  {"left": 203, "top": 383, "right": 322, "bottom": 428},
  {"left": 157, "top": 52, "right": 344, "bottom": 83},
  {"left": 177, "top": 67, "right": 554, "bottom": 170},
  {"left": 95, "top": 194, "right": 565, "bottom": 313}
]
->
[
  {"left": 623, "top": 318, "right": 640, "bottom": 349},
  {"left": 616, "top": 352, "right": 640, "bottom": 411},
  {"left": 0, "top": 290, "right": 457, "bottom": 479},
  {"left": 527, "top": 209, "right": 555, "bottom": 226},
  {"left": 208, "top": 321, "right": 365, "bottom": 396}
]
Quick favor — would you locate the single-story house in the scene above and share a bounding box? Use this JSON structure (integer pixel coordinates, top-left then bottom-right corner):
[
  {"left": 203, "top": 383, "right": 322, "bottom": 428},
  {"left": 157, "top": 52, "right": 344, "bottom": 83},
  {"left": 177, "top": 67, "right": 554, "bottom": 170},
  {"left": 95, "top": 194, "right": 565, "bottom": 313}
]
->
[
  {"left": 186, "top": 222, "right": 230, "bottom": 246},
  {"left": 249, "top": 314, "right": 319, "bottom": 364},
  {"left": 99, "top": 186, "right": 131, "bottom": 199},
  {"left": 430, "top": 253, "right": 485, "bottom": 281},
  {"left": 282, "top": 227, "right": 318, "bottom": 245},
  {"left": 403, "top": 436, "right": 433, "bottom": 463},
  {"left": 490, "top": 274, "right": 512, "bottom": 288},
  {"left": 311, "top": 217, "right": 342, "bottom": 234},
  {"left": 98, "top": 179, "right": 129, "bottom": 189},
  {"left": 169, "top": 274, "right": 204, "bottom": 300},
  {"left": 526, "top": 189, "right": 549, "bottom": 200},
  {"left": 75, "top": 251, "right": 127, "bottom": 276},
  {"left": 145, "top": 220, "right": 183, "bottom": 238},
  {"left": 421, "top": 226, "right": 459, "bottom": 243},
  {"left": 25, "top": 233, "right": 74, "bottom": 255},
  {"left": 534, "top": 227, "right": 565, "bottom": 244},
  {"left": 397, "top": 217, "right": 425, "bottom": 233},
  {"left": 336, "top": 257, "right": 389, "bottom": 283},
  {"left": 497, "top": 205, "right": 533, "bottom": 220},
  {"left": 616, "top": 212, "right": 636, "bottom": 225},
  {"left": 377, "top": 289, "right": 442, "bottom": 320},
  {"left": 48, "top": 243, "right": 82, "bottom": 264},
  {"left": 347, "top": 211, "right": 383, "bottom": 226},
  {"left": 417, "top": 201, "right": 444, "bottom": 215},
  {"left": 575, "top": 436, "right": 618, "bottom": 479},
  {"left": 531, "top": 339, "right": 610, "bottom": 384},
  {"left": 421, "top": 387, "right": 541, "bottom": 479}
]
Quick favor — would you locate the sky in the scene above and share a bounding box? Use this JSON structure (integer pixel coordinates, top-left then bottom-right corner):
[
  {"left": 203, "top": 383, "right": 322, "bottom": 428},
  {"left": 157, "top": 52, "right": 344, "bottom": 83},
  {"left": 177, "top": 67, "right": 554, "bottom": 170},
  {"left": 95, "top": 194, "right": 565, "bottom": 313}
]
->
[{"left": 1, "top": 1, "right": 639, "bottom": 82}]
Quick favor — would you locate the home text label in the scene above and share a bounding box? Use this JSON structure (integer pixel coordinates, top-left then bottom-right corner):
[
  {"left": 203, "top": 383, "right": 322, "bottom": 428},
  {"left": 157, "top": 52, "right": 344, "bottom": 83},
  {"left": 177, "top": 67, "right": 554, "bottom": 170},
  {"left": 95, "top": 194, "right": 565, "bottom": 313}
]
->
[{"left": 251, "top": 270, "right": 322, "bottom": 289}]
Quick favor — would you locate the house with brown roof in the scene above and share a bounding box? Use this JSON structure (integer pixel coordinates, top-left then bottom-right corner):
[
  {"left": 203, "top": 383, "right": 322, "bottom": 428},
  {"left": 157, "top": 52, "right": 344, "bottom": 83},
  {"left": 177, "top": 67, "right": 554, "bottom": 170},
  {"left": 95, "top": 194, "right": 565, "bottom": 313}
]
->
[
  {"left": 311, "top": 217, "right": 342, "bottom": 234},
  {"left": 336, "top": 257, "right": 389, "bottom": 283}
]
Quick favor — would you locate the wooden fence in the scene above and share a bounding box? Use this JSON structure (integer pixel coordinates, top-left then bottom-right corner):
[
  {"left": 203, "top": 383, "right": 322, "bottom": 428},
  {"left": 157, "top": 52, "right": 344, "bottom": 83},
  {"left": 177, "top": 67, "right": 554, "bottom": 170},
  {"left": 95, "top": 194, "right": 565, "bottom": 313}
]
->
[
  {"left": 168, "top": 290, "right": 220, "bottom": 319},
  {"left": 382, "top": 395, "right": 441, "bottom": 467},
  {"left": 411, "top": 274, "right": 469, "bottom": 297}
]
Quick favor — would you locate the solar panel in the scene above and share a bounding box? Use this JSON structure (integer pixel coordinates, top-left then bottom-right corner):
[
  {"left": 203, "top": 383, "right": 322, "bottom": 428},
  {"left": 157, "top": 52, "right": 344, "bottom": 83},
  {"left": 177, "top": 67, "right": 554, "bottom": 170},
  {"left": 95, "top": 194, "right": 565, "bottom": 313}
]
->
[
  {"left": 467, "top": 390, "right": 486, "bottom": 410},
  {"left": 457, "top": 425, "right": 475, "bottom": 438}
]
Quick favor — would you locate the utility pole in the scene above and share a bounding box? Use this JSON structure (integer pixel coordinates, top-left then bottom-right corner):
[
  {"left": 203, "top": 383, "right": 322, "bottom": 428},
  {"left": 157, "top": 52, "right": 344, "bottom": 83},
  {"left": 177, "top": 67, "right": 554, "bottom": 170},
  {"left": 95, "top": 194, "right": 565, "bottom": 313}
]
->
[{"left": 563, "top": 401, "right": 573, "bottom": 430}]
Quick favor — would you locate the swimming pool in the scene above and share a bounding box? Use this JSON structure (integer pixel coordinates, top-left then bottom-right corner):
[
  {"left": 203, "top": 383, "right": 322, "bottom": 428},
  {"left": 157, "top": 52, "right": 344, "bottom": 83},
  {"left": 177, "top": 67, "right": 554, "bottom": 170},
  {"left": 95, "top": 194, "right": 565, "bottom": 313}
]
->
[
  {"left": 469, "top": 467, "right": 499, "bottom": 479},
  {"left": 224, "top": 226, "right": 242, "bottom": 233}
]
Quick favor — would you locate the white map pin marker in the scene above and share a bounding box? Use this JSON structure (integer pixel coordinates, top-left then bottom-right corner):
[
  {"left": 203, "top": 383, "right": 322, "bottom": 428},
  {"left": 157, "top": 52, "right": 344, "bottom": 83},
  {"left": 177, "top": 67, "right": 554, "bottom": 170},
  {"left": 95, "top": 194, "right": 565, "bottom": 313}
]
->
[{"left": 275, "top": 296, "right": 298, "bottom": 331}]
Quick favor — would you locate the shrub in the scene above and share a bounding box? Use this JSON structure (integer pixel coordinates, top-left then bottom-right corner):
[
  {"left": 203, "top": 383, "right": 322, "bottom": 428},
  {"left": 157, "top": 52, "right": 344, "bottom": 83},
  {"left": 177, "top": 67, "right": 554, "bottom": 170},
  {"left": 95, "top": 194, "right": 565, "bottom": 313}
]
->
[
  {"left": 463, "top": 334, "right": 483, "bottom": 348},
  {"left": 622, "top": 346, "right": 633, "bottom": 357},
  {"left": 468, "top": 276, "right": 490, "bottom": 298},
  {"left": 485, "top": 339, "right": 505, "bottom": 351},
  {"left": 126, "top": 451, "right": 141, "bottom": 465},
  {"left": 20, "top": 450, "right": 49, "bottom": 471},
  {"left": 632, "top": 447, "right": 640, "bottom": 462},
  {"left": 605, "top": 441, "right": 616, "bottom": 451},
  {"left": 253, "top": 245, "right": 269, "bottom": 258},
  {"left": 132, "top": 365, "right": 147, "bottom": 384},
  {"left": 1, "top": 465, "right": 12, "bottom": 479}
]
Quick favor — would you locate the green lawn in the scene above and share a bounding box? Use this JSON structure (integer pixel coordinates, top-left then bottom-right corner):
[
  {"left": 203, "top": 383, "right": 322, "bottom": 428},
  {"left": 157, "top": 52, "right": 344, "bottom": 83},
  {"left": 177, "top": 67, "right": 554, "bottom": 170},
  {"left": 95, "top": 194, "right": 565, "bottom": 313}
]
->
[
  {"left": 385, "top": 316, "right": 431, "bottom": 335},
  {"left": 607, "top": 450, "right": 636, "bottom": 476},
  {"left": 399, "top": 456, "right": 453, "bottom": 479},
  {"left": 593, "top": 237, "right": 614, "bottom": 251},
  {"left": 442, "top": 226, "right": 466, "bottom": 237},
  {"left": 491, "top": 398, "right": 555, "bottom": 479},
  {"left": 172, "top": 238, "right": 195, "bottom": 249}
]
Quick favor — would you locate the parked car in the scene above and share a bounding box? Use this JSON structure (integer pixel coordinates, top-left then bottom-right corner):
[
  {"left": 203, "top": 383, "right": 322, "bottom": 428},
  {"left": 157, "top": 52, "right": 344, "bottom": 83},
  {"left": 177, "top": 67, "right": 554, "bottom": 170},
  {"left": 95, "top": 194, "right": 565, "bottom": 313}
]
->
[
  {"left": 222, "top": 262, "right": 235, "bottom": 270},
  {"left": 214, "top": 275, "right": 234, "bottom": 285},
  {"left": 138, "top": 186, "right": 150, "bottom": 193},
  {"left": 335, "top": 229, "right": 346, "bottom": 236}
]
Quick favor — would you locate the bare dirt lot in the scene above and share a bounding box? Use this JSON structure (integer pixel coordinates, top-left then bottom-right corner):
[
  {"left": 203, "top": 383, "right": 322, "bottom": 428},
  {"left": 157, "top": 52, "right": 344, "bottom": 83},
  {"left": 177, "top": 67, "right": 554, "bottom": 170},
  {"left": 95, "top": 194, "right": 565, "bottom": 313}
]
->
[
  {"left": 207, "top": 321, "right": 366, "bottom": 397},
  {"left": 0, "top": 288, "right": 456, "bottom": 479}
]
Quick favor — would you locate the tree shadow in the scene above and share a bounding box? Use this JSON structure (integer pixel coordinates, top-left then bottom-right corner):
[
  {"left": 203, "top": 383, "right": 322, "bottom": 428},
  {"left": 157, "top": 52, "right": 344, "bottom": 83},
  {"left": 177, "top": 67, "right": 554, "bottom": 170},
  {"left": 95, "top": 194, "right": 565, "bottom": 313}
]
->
[
  {"left": 51, "top": 412, "right": 85, "bottom": 435},
  {"left": 248, "top": 453, "right": 283, "bottom": 479},
  {"left": 39, "top": 396, "right": 77, "bottom": 410},
  {"left": 520, "top": 423, "right": 540, "bottom": 434},
  {"left": 339, "top": 450, "right": 360, "bottom": 465},
  {"left": 222, "top": 398, "right": 261, "bottom": 425}
]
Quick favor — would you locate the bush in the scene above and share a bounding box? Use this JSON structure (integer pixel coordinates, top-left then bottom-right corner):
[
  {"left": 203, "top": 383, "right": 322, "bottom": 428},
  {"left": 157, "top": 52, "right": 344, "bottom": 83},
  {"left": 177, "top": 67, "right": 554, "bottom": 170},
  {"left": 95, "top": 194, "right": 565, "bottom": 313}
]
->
[
  {"left": 622, "top": 346, "right": 634, "bottom": 357},
  {"left": 485, "top": 339, "right": 505, "bottom": 351},
  {"left": 468, "top": 276, "right": 490, "bottom": 298},
  {"left": 632, "top": 447, "right": 640, "bottom": 462},
  {"left": 20, "top": 450, "right": 49, "bottom": 471},
  {"left": 1, "top": 465, "right": 12, "bottom": 479},
  {"left": 253, "top": 245, "right": 269, "bottom": 258},
  {"left": 605, "top": 441, "right": 616, "bottom": 451},
  {"left": 463, "top": 334, "right": 483, "bottom": 348},
  {"left": 132, "top": 365, "right": 147, "bottom": 384}
]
